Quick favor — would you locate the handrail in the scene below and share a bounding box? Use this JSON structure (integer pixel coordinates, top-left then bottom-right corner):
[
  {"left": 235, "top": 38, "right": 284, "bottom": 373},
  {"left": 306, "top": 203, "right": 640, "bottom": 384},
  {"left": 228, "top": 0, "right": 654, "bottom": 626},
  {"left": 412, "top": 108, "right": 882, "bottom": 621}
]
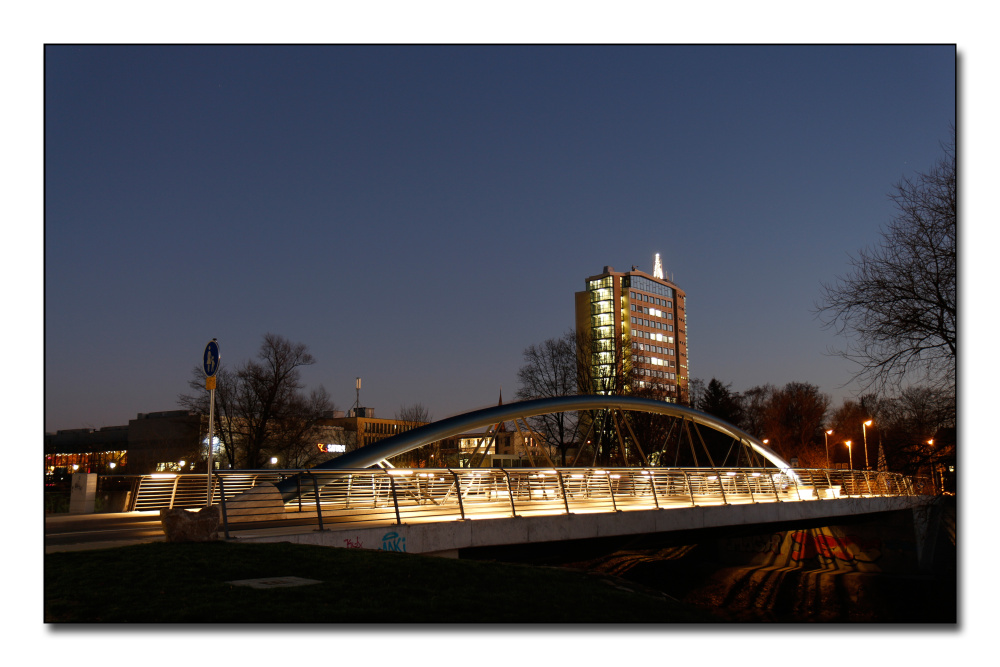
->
[{"left": 119, "top": 468, "right": 921, "bottom": 533}]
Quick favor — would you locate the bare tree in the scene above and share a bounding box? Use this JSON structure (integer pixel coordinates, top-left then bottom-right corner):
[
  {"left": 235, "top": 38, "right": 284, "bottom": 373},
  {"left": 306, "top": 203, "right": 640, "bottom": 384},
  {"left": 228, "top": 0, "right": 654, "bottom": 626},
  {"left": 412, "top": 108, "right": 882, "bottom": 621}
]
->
[
  {"left": 875, "top": 386, "right": 954, "bottom": 479},
  {"left": 516, "top": 331, "right": 582, "bottom": 465},
  {"left": 392, "top": 403, "right": 433, "bottom": 467},
  {"left": 268, "top": 385, "right": 338, "bottom": 468},
  {"left": 574, "top": 328, "right": 634, "bottom": 397},
  {"left": 686, "top": 378, "right": 705, "bottom": 411},
  {"left": 178, "top": 333, "right": 333, "bottom": 469},
  {"left": 817, "top": 129, "right": 956, "bottom": 395},
  {"left": 178, "top": 365, "right": 242, "bottom": 469},
  {"left": 759, "top": 382, "right": 830, "bottom": 466},
  {"left": 738, "top": 383, "right": 776, "bottom": 439},
  {"left": 396, "top": 403, "right": 431, "bottom": 424}
]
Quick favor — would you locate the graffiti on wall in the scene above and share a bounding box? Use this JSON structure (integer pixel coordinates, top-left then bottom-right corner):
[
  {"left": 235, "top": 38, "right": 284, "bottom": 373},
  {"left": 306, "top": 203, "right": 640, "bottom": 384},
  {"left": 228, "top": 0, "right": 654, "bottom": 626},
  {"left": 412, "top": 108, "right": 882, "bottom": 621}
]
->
[
  {"left": 381, "top": 531, "right": 406, "bottom": 552},
  {"left": 343, "top": 537, "right": 364, "bottom": 549}
]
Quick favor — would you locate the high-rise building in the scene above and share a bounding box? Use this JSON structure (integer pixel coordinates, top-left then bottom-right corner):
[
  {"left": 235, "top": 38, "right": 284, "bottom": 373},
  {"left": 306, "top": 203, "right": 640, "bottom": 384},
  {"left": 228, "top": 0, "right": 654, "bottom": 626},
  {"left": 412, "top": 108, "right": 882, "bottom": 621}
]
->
[{"left": 574, "top": 256, "right": 689, "bottom": 402}]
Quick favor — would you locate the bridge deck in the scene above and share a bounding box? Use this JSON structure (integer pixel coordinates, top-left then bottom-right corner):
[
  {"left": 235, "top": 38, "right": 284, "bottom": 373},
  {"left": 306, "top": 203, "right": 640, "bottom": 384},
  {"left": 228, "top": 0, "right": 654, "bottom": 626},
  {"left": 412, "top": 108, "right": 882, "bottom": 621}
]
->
[{"left": 231, "top": 493, "right": 931, "bottom": 556}]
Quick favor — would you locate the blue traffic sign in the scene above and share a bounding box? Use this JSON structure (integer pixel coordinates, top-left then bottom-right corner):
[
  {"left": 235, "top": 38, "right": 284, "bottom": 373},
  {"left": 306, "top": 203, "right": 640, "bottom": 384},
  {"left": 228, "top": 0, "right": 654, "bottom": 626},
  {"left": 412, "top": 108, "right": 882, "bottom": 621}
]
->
[{"left": 203, "top": 339, "right": 221, "bottom": 377}]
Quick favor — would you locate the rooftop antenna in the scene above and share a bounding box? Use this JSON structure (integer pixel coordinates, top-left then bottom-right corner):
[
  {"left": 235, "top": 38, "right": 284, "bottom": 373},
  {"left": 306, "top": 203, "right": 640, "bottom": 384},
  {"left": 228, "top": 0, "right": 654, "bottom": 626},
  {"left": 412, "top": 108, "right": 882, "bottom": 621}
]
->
[
  {"left": 653, "top": 253, "right": 664, "bottom": 279},
  {"left": 353, "top": 377, "right": 361, "bottom": 413}
]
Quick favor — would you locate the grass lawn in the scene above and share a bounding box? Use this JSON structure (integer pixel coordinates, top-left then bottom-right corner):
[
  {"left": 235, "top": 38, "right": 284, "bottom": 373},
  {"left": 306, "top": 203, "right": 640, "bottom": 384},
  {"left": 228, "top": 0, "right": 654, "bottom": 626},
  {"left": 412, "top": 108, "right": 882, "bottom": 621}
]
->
[{"left": 45, "top": 541, "right": 720, "bottom": 623}]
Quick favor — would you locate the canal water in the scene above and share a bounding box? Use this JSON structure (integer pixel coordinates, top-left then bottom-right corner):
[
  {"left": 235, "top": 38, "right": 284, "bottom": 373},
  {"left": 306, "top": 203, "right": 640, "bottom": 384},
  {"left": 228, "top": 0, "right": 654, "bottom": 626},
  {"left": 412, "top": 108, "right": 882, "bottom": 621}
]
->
[{"left": 463, "top": 497, "right": 956, "bottom": 622}]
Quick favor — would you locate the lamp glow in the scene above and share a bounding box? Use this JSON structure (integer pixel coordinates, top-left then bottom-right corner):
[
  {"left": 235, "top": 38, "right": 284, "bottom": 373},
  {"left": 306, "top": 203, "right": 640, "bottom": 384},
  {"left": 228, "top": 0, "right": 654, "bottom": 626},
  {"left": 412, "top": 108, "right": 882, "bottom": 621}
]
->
[
  {"left": 862, "top": 420, "right": 873, "bottom": 470},
  {"left": 824, "top": 429, "right": 833, "bottom": 469}
]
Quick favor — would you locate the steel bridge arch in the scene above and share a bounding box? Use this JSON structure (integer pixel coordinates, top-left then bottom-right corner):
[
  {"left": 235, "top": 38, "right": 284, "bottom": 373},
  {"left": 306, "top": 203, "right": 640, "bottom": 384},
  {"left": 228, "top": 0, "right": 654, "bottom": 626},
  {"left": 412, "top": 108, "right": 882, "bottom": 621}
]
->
[{"left": 293, "top": 394, "right": 791, "bottom": 475}]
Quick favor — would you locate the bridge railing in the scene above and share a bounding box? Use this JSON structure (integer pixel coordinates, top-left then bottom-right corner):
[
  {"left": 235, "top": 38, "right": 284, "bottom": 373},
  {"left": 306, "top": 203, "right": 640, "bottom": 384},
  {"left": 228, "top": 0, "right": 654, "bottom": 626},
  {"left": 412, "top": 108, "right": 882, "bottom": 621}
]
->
[
  {"left": 203, "top": 467, "right": 917, "bottom": 530},
  {"left": 126, "top": 473, "right": 281, "bottom": 511}
]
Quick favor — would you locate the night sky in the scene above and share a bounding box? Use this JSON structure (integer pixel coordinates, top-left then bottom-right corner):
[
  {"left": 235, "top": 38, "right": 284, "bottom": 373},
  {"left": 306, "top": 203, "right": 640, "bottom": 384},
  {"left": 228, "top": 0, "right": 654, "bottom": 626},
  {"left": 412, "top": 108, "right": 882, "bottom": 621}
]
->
[{"left": 44, "top": 45, "right": 955, "bottom": 432}]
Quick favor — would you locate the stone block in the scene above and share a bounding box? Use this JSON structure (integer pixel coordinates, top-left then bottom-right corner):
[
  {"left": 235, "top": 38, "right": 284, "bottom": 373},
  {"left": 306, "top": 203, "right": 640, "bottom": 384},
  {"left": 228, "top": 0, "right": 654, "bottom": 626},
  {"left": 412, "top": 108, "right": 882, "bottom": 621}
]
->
[
  {"left": 222, "top": 483, "right": 287, "bottom": 523},
  {"left": 69, "top": 473, "right": 98, "bottom": 514},
  {"left": 160, "top": 505, "right": 221, "bottom": 542}
]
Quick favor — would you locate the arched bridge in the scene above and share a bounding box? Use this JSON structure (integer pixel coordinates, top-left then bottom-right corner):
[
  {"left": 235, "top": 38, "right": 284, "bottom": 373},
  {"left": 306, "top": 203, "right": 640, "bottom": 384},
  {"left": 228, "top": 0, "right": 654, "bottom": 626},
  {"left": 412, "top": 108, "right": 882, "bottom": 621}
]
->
[
  {"left": 186, "top": 395, "right": 929, "bottom": 559},
  {"left": 274, "top": 394, "right": 796, "bottom": 501}
]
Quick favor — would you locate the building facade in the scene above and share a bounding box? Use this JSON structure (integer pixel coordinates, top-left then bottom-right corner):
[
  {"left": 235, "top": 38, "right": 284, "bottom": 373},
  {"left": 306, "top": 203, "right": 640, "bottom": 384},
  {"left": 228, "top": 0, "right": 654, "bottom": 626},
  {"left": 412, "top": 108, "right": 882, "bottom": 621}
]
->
[
  {"left": 435, "top": 424, "right": 553, "bottom": 468},
  {"left": 44, "top": 410, "right": 207, "bottom": 476},
  {"left": 45, "top": 409, "right": 351, "bottom": 475},
  {"left": 320, "top": 407, "right": 430, "bottom": 454},
  {"left": 574, "top": 257, "right": 689, "bottom": 401}
]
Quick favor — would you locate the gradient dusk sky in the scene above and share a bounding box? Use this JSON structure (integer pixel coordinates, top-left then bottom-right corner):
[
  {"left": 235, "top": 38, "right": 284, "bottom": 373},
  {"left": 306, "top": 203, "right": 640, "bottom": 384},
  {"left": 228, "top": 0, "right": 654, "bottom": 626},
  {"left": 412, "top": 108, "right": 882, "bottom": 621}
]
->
[{"left": 44, "top": 45, "right": 956, "bottom": 432}]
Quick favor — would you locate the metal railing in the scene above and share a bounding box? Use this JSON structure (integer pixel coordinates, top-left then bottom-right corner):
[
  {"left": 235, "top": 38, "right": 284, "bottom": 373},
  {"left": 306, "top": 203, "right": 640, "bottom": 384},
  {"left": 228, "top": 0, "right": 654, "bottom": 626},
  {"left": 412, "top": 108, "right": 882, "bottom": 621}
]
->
[
  {"left": 204, "top": 466, "right": 917, "bottom": 531},
  {"left": 130, "top": 473, "right": 280, "bottom": 511}
]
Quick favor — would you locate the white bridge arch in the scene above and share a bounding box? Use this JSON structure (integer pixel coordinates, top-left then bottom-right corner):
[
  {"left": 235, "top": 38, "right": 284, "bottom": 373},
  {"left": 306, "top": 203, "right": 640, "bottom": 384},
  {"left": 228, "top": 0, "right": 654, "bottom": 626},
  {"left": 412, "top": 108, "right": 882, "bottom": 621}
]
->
[{"left": 304, "top": 394, "right": 791, "bottom": 473}]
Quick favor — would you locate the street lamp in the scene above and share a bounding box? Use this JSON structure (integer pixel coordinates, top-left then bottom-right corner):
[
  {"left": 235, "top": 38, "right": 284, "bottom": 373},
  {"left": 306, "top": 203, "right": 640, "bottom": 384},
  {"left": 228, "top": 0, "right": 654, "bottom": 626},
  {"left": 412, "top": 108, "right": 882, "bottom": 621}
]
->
[
  {"left": 927, "top": 439, "right": 936, "bottom": 494},
  {"left": 845, "top": 440, "right": 853, "bottom": 470},
  {"left": 824, "top": 429, "right": 833, "bottom": 469},
  {"left": 862, "top": 420, "right": 873, "bottom": 470}
]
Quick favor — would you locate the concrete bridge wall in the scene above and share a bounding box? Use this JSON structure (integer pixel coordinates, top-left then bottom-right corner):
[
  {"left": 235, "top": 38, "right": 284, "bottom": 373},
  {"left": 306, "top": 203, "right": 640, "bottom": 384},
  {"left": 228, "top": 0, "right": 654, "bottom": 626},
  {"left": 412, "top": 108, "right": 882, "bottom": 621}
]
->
[{"left": 235, "top": 494, "right": 933, "bottom": 559}]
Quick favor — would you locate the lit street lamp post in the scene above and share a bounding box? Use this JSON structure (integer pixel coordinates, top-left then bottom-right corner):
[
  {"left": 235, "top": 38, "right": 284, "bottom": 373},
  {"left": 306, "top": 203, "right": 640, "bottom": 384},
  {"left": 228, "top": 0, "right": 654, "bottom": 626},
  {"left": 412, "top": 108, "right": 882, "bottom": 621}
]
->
[
  {"left": 927, "top": 439, "right": 936, "bottom": 495},
  {"left": 824, "top": 429, "right": 833, "bottom": 469},
  {"left": 863, "top": 420, "right": 873, "bottom": 470},
  {"left": 845, "top": 440, "right": 853, "bottom": 470}
]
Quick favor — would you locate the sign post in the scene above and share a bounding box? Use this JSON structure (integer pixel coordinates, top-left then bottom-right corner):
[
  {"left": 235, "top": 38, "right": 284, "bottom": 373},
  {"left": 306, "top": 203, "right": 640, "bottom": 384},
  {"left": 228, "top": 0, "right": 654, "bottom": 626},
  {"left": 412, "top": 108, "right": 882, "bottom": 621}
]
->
[{"left": 203, "top": 339, "right": 221, "bottom": 505}]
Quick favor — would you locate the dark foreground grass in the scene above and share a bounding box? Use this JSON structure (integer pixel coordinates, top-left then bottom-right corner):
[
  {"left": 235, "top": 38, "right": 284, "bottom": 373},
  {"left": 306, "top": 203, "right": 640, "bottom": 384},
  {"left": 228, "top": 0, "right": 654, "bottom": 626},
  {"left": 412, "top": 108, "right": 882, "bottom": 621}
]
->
[{"left": 45, "top": 541, "right": 720, "bottom": 623}]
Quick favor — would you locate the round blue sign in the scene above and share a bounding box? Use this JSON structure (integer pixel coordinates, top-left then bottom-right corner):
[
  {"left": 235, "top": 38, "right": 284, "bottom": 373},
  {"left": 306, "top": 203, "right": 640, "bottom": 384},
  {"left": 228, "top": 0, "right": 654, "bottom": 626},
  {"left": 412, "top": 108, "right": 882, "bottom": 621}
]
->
[{"left": 203, "top": 339, "right": 221, "bottom": 377}]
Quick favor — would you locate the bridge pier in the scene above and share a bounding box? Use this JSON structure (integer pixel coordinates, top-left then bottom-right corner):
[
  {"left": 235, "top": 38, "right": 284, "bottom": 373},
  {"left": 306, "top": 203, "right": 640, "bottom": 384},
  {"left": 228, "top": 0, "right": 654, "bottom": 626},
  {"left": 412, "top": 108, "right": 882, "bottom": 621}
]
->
[{"left": 912, "top": 496, "right": 946, "bottom": 573}]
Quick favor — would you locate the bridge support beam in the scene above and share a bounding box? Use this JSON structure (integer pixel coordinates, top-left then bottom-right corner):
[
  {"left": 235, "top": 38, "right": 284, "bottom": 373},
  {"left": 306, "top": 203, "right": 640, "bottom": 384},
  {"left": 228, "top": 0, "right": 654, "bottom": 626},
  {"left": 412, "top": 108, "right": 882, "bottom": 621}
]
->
[{"left": 232, "top": 495, "right": 933, "bottom": 557}]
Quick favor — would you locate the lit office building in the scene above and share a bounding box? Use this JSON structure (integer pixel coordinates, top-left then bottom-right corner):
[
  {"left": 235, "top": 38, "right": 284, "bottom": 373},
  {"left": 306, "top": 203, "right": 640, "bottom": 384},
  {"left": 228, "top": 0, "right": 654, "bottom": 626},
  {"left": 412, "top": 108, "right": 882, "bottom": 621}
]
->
[{"left": 574, "top": 255, "right": 689, "bottom": 401}]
